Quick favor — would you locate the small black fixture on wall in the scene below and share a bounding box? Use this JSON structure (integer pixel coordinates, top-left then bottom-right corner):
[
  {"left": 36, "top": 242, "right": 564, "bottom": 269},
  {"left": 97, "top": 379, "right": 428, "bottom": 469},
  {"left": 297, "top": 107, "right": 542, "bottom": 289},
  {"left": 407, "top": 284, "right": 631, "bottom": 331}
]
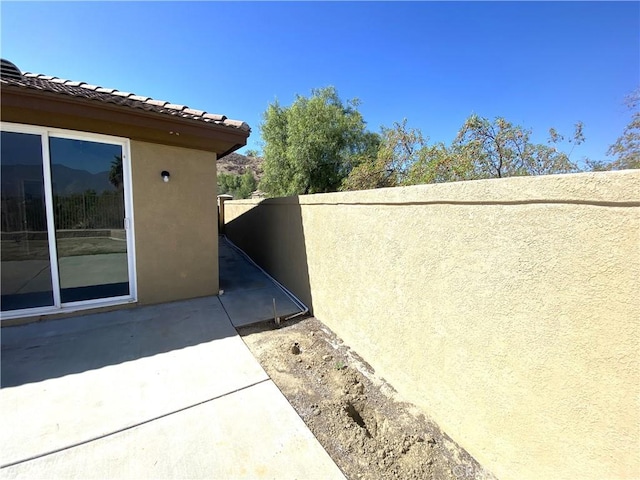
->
[{"left": 161, "top": 171, "right": 170, "bottom": 183}]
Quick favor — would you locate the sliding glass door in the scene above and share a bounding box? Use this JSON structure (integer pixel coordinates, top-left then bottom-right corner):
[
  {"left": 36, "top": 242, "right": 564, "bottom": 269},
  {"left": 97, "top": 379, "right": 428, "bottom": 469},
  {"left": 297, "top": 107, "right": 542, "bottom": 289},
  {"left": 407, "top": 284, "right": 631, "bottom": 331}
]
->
[
  {"left": 49, "top": 137, "right": 130, "bottom": 303},
  {"left": 1, "top": 131, "right": 55, "bottom": 311},
  {"left": 1, "top": 125, "right": 135, "bottom": 317}
]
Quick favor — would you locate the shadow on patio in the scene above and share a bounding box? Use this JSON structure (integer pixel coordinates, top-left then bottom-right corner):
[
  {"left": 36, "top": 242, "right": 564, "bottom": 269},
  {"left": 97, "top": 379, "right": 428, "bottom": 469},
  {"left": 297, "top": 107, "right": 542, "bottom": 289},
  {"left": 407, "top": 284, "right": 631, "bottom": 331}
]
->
[{"left": 1, "top": 296, "right": 234, "bottom": 388}]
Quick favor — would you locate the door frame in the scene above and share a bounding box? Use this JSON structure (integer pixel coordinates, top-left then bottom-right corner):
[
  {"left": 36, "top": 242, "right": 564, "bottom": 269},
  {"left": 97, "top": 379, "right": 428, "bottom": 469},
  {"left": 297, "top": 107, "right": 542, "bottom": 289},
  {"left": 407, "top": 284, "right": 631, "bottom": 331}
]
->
[{"left": 0, "top": 122, "right": 138, "bottom": 320}]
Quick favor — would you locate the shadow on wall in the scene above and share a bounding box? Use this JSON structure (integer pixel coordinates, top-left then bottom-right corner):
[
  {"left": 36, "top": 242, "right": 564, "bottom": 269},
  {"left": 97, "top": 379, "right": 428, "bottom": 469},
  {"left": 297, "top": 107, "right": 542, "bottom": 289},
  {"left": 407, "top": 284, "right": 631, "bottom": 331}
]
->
[
  {"left": 225, "top": 197, "right": 313, "bottom": 314},
  {"left": 221, "top": 171, "right": 640, "bottom": 480}
]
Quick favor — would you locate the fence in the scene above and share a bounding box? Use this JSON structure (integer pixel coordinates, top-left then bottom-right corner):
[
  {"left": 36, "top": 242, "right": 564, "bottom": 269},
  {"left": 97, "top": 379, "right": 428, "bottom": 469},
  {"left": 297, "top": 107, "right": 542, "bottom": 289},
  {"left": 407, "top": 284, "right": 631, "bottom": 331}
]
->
[
  {"left": 224, "top": 171, "right": 640, "bottom": 480},
  {"left": 1, "top": 191, "right": 124, "bottom": 233},
  {"left": 53, "top": 192, "right": 124, "bottom": 230}
]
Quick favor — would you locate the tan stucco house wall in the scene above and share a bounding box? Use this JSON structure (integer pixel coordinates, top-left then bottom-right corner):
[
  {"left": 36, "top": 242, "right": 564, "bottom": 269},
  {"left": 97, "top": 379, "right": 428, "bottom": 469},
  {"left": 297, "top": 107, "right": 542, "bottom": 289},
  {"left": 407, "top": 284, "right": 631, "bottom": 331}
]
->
[
  {"left": 0, "top": 59, "right": 249, "bottom": 321},
  {"left": 224, "top": 171, "right": 640, "bottom": 480},
  {"left": 130, "top": 141, "right": 219, "bottom": 305}
]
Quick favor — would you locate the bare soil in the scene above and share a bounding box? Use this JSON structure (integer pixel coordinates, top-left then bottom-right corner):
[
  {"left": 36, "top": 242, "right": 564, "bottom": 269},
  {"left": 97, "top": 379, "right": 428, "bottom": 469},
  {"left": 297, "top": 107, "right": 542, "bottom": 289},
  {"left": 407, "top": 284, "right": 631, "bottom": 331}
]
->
[{"left": 239, "top": 317, "right": 495, "bottom": 480}]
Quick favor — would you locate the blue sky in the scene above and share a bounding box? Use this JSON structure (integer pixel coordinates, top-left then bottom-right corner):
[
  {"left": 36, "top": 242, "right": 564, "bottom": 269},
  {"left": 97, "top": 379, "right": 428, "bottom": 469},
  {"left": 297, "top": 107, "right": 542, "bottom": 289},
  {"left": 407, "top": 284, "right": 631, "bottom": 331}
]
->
[{"left": 1, "top": 2, "right": 638, "bottom": 166}]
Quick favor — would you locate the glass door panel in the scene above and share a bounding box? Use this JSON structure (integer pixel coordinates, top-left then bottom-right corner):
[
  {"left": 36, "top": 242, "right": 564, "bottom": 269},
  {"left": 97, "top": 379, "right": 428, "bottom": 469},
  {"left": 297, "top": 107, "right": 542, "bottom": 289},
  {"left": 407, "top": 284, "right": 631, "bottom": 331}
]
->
[
  {"left": 49, "top": 137, "right": 129, "bottom": 303},
  {"left": 1, "top": 131, "right": 55, "bottom": 311}
]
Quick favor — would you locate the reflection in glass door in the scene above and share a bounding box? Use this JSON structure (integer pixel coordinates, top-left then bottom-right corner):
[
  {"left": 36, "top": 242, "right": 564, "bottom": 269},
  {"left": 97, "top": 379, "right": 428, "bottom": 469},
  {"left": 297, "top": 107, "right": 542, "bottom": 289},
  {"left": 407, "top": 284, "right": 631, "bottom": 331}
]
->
[
  {"left": 1, "top": 126, "right": 134, "bottom": 317},
  {"left": 1, "top": 131, "right": 55, "bottom": 311},
  {"left": 49, "top": 137, "right": 130, "bottom": 303}
]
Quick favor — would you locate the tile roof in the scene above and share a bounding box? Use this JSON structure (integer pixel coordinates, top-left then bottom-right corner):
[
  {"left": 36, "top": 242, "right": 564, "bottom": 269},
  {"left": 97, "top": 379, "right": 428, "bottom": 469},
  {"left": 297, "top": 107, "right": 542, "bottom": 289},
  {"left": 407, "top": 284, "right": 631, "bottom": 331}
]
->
[{"left": 0, "top": 61, "right": 250, "bottom": 133}]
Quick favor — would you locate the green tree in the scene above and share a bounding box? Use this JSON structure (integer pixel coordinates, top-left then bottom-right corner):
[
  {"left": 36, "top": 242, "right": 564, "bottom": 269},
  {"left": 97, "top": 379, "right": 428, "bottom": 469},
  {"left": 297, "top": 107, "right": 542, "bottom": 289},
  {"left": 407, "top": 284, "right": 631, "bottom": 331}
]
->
[
  {"left": 217, "top": 172, "right": 238, "bottom": 196},
  {"left": 245, "top": 149, "right": 260, "bottom": 157},
  {"left": 238, "top": 171, "right": 257, "bottom": 198},
  {"left": 342, "top": 120, "right": 424, "bottom": 190},
  {"left": 589, "top": 89, "right": 640, "bottom": 171},
  {"left": 406, "top": 142, "right": 473, "bottom": 184},
  {"left": 405, "top": 117, "right": 584, "bottom": 186},
  {"left": 217, "top": 171, "right": 256, "bottom": 199},
  {"left": 450, "top": 115, "right": 581, "bottom": 179},
  {"left": 109, "top": 155, "right": 123, "bottom": 189},
  {"left": 259, "top": 86, "right": 371, "bottom": 196},
  {"left": 343, "top": 115, "right": 583, "bottom": 190}
]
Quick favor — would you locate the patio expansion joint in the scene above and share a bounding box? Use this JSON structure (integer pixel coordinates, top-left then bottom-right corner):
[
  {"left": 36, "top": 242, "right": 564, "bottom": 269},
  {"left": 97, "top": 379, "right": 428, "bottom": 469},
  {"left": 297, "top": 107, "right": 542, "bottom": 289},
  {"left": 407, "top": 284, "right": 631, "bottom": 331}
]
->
[
  {"left": 217, "top": 294, "right": 233, "bottom": 322},
  {"left": 0, "top": 377, "right": 271, "bottom": 470}
]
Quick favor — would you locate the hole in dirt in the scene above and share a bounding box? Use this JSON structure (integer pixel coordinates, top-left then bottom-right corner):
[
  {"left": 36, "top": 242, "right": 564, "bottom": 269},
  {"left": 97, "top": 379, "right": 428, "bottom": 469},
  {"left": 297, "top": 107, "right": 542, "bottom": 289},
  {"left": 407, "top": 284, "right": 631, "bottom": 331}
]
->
[{"left": 345, "top": 402, "right": 373, "bottom": 438}]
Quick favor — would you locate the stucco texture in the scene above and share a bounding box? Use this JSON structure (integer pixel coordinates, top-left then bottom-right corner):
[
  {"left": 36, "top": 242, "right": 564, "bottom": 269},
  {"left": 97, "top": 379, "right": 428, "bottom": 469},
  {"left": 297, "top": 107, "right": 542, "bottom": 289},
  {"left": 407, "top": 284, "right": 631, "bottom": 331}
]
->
[
  {"left": 130, "top": 141, "right": 218, "bottom": 305},
  {"left": 225, "top": 171, "right": 640, "bottom": 480}
]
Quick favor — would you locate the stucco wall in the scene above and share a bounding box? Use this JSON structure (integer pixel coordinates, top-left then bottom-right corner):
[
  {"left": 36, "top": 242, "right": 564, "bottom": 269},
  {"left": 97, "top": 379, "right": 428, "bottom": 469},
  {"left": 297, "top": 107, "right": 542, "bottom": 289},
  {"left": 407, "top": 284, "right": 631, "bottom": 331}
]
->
[
  {"left": 130, "top": 141, "right": 218, "bottom": 305},
  {"left": 225, "top": 171, "right": 640, "bottom": 480}
]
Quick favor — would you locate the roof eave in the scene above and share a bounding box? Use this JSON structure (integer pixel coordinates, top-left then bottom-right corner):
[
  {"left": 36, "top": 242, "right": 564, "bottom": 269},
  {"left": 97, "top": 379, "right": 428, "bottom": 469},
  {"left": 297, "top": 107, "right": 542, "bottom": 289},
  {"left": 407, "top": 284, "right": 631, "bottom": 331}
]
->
[{"left": 1, "top": 85, "right": 250, "bottom": 156}]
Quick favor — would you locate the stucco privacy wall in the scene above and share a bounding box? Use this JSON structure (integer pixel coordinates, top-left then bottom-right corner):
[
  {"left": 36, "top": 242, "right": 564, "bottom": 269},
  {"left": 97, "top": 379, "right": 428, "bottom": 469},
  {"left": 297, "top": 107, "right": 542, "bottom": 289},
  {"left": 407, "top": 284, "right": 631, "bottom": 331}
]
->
[
  {"left": 130, "top": 141, "right": 218, "bottom": 305},
  {"left": 224, "top": 171, "right": 640, "bottom": 480}
]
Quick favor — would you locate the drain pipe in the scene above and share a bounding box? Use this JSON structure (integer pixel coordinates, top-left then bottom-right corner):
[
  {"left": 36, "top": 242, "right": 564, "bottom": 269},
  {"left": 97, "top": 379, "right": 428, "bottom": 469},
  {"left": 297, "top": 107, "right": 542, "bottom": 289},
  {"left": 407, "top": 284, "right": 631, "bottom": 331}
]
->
[{"left": 221, "top": 235, "right": 309, "bottom": 321}]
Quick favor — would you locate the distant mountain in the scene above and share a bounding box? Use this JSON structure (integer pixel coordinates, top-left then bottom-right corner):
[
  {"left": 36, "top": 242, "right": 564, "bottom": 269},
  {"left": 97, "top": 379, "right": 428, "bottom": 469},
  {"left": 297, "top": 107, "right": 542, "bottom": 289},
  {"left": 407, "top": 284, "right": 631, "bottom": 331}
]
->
[
  {"left": 218, "top": 152, "right": 263, "bottom": 181},
  {"left": 1, "top": 164, "right": 114, "bottom": 195},
  {"left": 51, "top": 164, "right": 113, "bottom": 194}
]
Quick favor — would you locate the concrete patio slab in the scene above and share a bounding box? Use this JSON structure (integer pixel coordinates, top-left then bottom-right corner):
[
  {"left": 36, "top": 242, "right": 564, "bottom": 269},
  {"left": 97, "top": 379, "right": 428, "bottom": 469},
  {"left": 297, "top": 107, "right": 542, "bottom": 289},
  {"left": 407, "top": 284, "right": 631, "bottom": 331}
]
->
[
  {"left": 2, "top": 381, "right": 344, "bottom": 480},
  {"left": 0, "top": 240, "right": 341, "bottom": 479},
  {"left": 219, "top": 236, "right": 302, "bottom": 326},
  {"left": 221, "top": 285, "right": 300, "bottom": 328},
  {"left": 1, "top": 298, "right": 267, "bottom": 468}
]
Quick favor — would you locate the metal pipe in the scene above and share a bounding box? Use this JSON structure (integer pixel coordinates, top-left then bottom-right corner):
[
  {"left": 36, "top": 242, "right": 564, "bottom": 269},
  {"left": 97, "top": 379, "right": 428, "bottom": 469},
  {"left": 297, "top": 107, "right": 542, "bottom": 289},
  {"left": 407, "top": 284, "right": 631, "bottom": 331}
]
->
[{"left": 221, "top": 235, "right": 309, "bottom": 321}]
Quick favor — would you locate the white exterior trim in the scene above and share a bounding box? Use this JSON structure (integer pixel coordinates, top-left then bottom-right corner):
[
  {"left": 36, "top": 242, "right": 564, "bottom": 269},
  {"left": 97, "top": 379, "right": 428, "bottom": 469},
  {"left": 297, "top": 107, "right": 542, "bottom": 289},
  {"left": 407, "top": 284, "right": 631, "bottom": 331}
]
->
[
  {"left": 40, "top": 132, "right": 61, "bottom": 308},
  {"left": 0, "top": 122, "right": 138, "bottom": 321}
]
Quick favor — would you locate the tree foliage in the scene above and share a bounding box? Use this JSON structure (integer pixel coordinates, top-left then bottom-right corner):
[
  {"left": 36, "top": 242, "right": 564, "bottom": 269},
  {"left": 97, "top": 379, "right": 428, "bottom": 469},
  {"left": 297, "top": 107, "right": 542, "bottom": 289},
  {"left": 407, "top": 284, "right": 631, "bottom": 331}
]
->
[
  {"left": 260, "top": 85, "right": 589, "bottom": 195},
  {"left": 109, "top": 155, "right": 123, "bottom": 190},
  {"left": 447, "top": 115, "right": 581, "bottom": 179},
  {"left": 342, "top": 120, "right": 425, "bottom": 191},
  {"left": 406, "top": 142, "right": 471, "bottom": 185},
  {"left": 603, "top": 89, "right": 640, "bottom": 170},
  {"left": 342, "top": 115, "right": 582, "bottom": 190},
  {"left": 259, "top": 87, "right": 371, "bottom": 196},
  {"left": 218, "top": 171, "right": 256, "bottom": 199}
]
